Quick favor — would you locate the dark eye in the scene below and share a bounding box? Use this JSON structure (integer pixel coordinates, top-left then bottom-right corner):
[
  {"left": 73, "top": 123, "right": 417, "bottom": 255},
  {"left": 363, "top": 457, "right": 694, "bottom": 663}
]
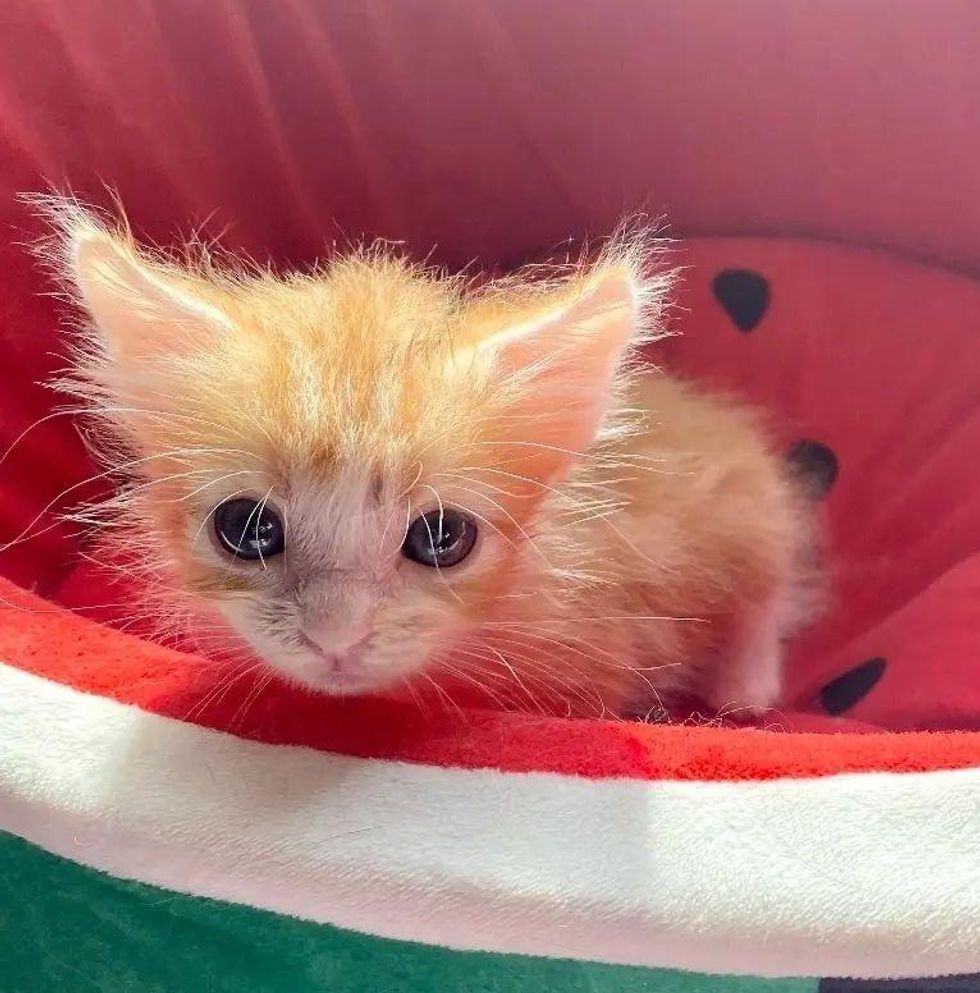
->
[
  {"left": 402, "top": 508, "right": 477, "bottom": 568},
  {"left": 213, "top": 498, "right": 285, "bottom": 561}
]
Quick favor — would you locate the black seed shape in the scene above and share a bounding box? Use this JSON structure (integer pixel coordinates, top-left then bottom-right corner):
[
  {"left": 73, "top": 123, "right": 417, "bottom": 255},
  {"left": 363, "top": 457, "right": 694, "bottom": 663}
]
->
[
  {"left": 785, "top": 439, "right": 840, "bottom": 499},
  {"left": 820, "top": 658, "right": 887, "bottom": 716},
  {"left": 820, "top": 974, "right": 980, "bottom": 992},
  {"left": 711, "top": 269, "right": 770, "bottom": 332}
]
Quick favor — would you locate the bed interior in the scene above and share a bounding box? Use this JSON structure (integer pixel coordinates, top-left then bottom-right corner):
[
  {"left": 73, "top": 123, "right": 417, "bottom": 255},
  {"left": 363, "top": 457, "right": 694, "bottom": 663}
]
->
[
  {"left": 0, "top": 2, "right": 978, "bottom": 737},
  {"left": 2, "top": 236, "right": 977, "bottom": 736}
]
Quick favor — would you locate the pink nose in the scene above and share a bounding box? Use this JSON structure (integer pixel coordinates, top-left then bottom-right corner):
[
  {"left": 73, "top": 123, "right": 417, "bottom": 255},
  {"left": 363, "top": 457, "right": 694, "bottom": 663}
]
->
[
  {"left": 294, "top": 639, "right": 371, "bottom": 692},
  {"left": 299, "top": 630, "right": 367, "bottom": 669}
]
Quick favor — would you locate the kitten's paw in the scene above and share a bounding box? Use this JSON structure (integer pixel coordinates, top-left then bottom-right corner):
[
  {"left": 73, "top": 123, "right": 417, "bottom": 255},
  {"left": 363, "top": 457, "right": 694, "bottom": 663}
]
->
[
  {"left": 703, "top": 604, "right": 785, "bottom": 718},
  {"left": 704, "top": 644, "right": 783, "bottom": 718}
]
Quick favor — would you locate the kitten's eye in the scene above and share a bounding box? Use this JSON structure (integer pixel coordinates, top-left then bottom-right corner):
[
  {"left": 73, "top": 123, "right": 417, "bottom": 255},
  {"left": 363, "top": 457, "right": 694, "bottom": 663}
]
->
[
  {"left": 213, "top": 498, "right": 285, "bottom": 561},
  {"left": 402, "top": 509, "right": 477, "bottom": 568}
]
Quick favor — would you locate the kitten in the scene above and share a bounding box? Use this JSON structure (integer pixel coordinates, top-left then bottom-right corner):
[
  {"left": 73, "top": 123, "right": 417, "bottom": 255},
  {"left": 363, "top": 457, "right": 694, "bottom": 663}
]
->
[{"left": 42, "top": 201, "right": 820, "bottom": 719}]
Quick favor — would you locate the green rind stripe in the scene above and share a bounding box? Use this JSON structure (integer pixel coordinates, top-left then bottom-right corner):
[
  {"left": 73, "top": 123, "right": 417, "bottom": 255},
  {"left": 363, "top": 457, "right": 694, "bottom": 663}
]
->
[{"left": 0, "top": 832, "right": 816, "bottom": 993}]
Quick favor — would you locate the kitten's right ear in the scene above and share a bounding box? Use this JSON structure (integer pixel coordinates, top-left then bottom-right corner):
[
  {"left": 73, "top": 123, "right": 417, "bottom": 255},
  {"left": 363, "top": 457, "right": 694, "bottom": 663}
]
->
[{"left": 68, "top": 225, "right": 233, "bottom": 364}]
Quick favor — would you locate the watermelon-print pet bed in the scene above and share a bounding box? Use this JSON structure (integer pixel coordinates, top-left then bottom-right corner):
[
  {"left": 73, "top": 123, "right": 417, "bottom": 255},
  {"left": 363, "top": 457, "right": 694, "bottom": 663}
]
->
[{"left": 2, "top": 236, "right": 979, "bottom": 992}]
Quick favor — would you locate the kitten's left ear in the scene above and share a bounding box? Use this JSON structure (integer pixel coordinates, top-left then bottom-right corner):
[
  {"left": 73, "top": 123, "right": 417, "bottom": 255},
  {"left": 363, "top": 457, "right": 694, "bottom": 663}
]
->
[
  {"left": 68, "top": 225, "right": 233, "bottom": 365},
  {"left": 475, "top": 268, "right": 643, "bottom": 470}
]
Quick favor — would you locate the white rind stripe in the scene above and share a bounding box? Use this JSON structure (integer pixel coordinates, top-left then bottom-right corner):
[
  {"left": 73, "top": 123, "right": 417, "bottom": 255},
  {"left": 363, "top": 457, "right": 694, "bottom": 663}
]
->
[{"left": 0, "top": 662, "right": 978, "bottom": 978}]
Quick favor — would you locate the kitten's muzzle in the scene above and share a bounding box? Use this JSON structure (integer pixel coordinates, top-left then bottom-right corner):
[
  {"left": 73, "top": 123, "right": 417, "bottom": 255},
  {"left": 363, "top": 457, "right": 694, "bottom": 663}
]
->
[{"left": 298, "top": 629, "right": 369, "bottom": 676}]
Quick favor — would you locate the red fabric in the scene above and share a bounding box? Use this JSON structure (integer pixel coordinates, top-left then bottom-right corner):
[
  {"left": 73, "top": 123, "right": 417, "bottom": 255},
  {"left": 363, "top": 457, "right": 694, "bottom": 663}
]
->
[
  {"left": 45, "top": 235, "right": 980, "bottom": 738},
  {"left": 0, "top": 2, "right": 977, "bottom": 751},
  {"left": 1, "top": 0, "right": 979, "bottom": 591},
  {"left": 656, "top": 239, "right": 980, "bottom": 732},
  {"left": 4, "top": 577, "right": 980, "bottom": 780}
]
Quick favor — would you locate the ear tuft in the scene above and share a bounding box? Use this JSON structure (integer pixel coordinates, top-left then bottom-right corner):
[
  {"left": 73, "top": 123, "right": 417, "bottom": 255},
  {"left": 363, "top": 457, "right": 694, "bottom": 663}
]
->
[
  {"left": 66, "top": 222, "right": 232, "bottom": 364},
  {"left": 71, "top": 227, "right": 143, "bottom": 307},
  {"left": 481, "top": 267, "right": 639, "bottom": 379},
  {"left": 566, "top": 267, "right": 638, "bottom": 370}
]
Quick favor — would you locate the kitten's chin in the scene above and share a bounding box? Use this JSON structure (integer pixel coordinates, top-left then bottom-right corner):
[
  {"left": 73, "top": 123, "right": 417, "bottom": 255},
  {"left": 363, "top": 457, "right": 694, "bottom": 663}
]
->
[
  {"left": 288, "top": 670, "right": 381, "bottom": 696},
  {"left": 274, "top": 654, "right": 402, "bottom": 697}
]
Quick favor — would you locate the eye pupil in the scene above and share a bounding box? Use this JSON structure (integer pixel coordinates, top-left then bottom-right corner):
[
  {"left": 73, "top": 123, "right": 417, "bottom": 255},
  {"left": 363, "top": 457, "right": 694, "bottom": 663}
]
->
[
  {"left": 402, "top": 509, "right": 477, "bottom": 568},
  {"left": 214, "top": 498, "right": 285, "bottom": 561}
]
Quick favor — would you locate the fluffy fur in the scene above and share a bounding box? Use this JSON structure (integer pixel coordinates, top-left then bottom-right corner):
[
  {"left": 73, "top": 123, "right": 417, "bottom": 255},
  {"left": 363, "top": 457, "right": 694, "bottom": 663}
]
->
[{"left": 36, "top": 197, "right": 820, "bottom": 719}]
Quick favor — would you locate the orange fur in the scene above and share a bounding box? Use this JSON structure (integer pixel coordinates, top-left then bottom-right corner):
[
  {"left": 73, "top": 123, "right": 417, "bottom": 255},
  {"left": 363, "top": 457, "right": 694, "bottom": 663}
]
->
[{"left": 38, "top": 196, "right": 820, "bottom": 718}]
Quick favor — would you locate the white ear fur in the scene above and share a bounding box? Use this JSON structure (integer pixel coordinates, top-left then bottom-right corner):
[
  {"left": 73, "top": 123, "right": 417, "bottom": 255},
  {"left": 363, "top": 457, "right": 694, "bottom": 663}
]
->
[
  {"left": 70, "top": 228, "right": 232, "bottom": 363},
  {"left": 484, "top": 269, "right": 637, "bottom": 376},
  {"left": 478, "top": 269, "right": 639, "bottom": 458}
]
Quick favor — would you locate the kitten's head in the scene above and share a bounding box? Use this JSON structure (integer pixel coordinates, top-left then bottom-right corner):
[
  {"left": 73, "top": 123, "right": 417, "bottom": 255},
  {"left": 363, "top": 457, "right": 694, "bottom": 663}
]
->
[{"left": 51, "top": 203, "right": 667, "bottom": 695}]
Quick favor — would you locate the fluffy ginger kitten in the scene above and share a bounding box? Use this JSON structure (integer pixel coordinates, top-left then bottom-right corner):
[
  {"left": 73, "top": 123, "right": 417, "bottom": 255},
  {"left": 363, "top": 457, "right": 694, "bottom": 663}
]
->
[{"left": 45, "top": 203, "right": 818, "bottom": 720}]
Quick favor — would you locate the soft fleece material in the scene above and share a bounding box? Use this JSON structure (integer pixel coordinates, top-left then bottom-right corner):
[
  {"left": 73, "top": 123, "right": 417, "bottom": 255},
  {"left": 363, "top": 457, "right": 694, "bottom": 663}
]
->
[
  {"left": 2, "top": 238, "right": 980, "bottom": 990},
  {"left": 2, "top": 0, "right": 980, "bottom": 595},
  {"left": 49, "top": 237, "right": 980, "bottom": 735},
  {"left": 1, "top": 600, "right": 980, "bottom": 988},
  {"left": 0, "top": 3, "right": 979, "bottom": 986}
]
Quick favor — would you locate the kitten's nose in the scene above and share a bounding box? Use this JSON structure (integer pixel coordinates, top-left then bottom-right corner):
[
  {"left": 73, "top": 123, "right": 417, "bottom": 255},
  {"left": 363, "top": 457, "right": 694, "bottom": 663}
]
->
[
  {"left": 299, "top": 627, "right": 368, "bottom": 666},
  {"left": 296, "top": 630, "right": 371, "bottom": 690}
]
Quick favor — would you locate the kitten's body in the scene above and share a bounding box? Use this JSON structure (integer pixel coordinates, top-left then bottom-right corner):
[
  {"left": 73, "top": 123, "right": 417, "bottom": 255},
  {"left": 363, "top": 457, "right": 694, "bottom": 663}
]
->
[
  {"left": 43, "top": 201, "right": 819, "bottom": 719},
  {"left": 456, "top": 372, "right": 816, "bottom": 717}
]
